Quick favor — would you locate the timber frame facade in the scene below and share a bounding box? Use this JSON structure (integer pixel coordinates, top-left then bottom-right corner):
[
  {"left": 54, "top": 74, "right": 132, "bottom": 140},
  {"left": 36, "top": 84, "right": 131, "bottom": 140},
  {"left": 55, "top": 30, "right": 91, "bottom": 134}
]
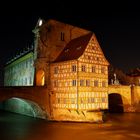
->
[{"left": 50, "top": 33, "right": 109, "bottom": 111}]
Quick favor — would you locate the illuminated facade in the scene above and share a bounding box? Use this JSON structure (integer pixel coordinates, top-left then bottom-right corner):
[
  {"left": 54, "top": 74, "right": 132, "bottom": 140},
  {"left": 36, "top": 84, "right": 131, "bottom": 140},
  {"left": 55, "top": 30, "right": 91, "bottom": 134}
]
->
[
  {"left": 4, "top": 47, "right": 34, "bottom": 86},
  {"left": 51, "top": 33, "right": 109, "bottom": 111},
  {"left": 4, "top": 19, "right": 109, "bottom": 121}
]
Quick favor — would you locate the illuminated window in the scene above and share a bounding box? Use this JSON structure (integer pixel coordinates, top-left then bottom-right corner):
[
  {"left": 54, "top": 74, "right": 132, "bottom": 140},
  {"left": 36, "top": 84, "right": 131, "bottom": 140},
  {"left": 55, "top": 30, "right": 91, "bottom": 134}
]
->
[
  {"left": 21, "top": 79, "right": 23, "bottom": 85},
  {"left": 88, "top": 56, "right": 91, "bottom": 60},
  {"left": 97, "top": 57, "right": 99, "bottom": 61},
  {"left": 102, "top": 97, "right": 106, "bottom": 102},
  {"left": 88, "top": 98, "right": 95, "bottom": 103},
  {"left": 102, "top": 81, "right": 106, "bottom": 87},
  {"left": 72, "top": 80, "right": 76, "bottom": 86},
  {"left": 25, "top": 78, "right": 28, "bottom": 85},
  {"left": 71, "top": 98, "right": 75, "bottom": 104},
  {"left": 36, "top": 70, "right": 45, "bottom": 86},
  {"left": 57, "top": 98, "right": 60, "bottom": 104},
  {"left": 94, "top": 80, "right": 98, "bottom": 87},
  {"left": 63, "top": 98, "right": 66, "bottom": 104},
  {"left": 28, "top": 59, "right": 30, "bottom": 67},
  {"left": 54, "top": 80, "right": 58, "bottom": 87},
  {"left": 101, "top": 67, "right": 105, "bottom": 74},
  {"left": 65, "top": 49, "right": 69, "bottom": 53},
  {"left": 86, "top": 80, "right": 90, "bottom": 86},
  {"left": 72, "top": 65, "right": 76, "bottom": 72},
  {"left": 80, "top": 80, "right": 84, "bottom": 86},
  {"left": 25, "top": 61, "right": 28, "bottom": 68},
  {"left": 91, "top": 66, "right": 95, "bottom": 73},
  {"left": 81, "top": 98, "right": 84, "bottom": 104},
  {"left": 81, "top": 65, "right": 86, "bottom": 72},
  {"left": 88, "top": 98, "right": 91, "bottom": 103},
  {"left": 29, "top": 77, "right": 32, "bottom": 84},
  {"left": 54, "top": 67, "right": 58, "bottom": 74},
  {"left": 65, "top": 81, "right": 69, "bottom": 86},
  {"left": 77, "top": 46, "right": 82, "bottom": 50},
  {"left": 91, "top": 98, "right": 95, "bottom": 103},
  {"left": 61, "top": 32, "right": 65, "bottom": 41}
]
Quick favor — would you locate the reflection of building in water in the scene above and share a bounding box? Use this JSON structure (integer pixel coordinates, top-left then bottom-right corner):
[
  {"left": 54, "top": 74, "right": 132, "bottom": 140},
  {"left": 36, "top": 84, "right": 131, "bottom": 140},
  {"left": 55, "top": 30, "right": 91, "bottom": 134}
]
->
[{"left": 4, "top": 19, "right": 109, "bottom": 121}]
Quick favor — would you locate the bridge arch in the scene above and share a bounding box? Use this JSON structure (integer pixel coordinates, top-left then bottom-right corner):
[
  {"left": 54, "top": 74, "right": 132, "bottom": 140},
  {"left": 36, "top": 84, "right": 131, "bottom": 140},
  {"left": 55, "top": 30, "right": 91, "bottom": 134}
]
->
[
  {"left": 0, "top": 97, "right": 48, "bottom": 119},
  {"left": 108, "top": 93, "right": 124, "bottom": 113}
]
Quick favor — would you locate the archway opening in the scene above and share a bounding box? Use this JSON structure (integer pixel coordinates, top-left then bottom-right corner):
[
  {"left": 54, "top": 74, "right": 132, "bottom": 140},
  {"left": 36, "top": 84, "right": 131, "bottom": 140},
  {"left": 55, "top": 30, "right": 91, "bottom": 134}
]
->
[
  {"left": 36, "top": 70, "right": 45, "bottom": 86},
  {"left": 0, "top": 98, "right": 48, "bottom": 119},
  {"left": 108, "top": 93, "right": 124, "bottom": 113}
]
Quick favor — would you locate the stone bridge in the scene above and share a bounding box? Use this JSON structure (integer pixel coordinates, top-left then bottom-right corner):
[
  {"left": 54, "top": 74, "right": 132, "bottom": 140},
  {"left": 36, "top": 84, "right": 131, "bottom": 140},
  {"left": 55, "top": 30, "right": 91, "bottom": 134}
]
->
[
  {"left": 108, "top": 85, "right": 140, "bottom": 112},
  {"left": 108, "top": 85, "right": 132, "bottom": 112},
  {"left": 1, "top": 85, "right": 140, "bottom": 120},
  {"left": 0, "top": 86, "right": 52, "bottom": 119}
]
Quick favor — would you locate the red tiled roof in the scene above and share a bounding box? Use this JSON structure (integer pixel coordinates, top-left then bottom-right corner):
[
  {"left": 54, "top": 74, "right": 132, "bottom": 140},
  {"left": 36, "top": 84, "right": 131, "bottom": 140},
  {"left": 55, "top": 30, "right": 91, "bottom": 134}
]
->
[{"left": 54, "top": 33, "right": 93, "bottom": 62}]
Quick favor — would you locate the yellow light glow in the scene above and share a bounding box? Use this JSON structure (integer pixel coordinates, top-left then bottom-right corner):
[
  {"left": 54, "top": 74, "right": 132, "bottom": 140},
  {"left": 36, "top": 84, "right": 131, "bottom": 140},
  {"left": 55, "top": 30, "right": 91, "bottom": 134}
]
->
[
  {"left": 36, "top": 70, "right": 45, "bottom": 86},
  {"left": 39, "top": 19, "right": 43, "bottom": 26}
]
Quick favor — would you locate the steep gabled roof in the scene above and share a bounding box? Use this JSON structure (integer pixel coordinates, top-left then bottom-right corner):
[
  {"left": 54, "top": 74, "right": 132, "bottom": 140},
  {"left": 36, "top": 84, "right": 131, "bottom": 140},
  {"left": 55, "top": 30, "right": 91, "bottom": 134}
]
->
[{"left": 54, "top": 32, "right": 93, "bottom": 62}]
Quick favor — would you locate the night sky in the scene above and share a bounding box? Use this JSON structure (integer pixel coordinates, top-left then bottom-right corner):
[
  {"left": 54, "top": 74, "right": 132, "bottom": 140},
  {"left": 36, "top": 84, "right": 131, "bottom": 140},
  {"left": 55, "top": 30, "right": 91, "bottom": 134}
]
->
[{"left": 0, "top": 1, "right": 140, "bottom": 84}]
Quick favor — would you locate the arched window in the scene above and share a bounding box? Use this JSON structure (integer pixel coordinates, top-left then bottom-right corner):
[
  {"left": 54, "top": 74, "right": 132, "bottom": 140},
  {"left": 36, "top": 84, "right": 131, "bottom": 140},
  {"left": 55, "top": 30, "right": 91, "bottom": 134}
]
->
[{"left": 36, "top": 70, "right": 45, "bottom": 86}]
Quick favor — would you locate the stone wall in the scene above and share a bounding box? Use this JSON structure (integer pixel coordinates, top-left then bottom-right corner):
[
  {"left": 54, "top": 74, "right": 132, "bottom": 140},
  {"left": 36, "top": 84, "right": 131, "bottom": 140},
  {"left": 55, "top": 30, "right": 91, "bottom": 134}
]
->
[
  {"left": 131, "top": 86, "right": 140, "bottom": 112},
  {"left": 52, "top": 108, "right": 103, "bottom": 122},
  {"left": 108, "top": 85, "right": 132, "bottom": 112},
  {"left": 131, "top": 86, "right": 140, "bottom": 104}
]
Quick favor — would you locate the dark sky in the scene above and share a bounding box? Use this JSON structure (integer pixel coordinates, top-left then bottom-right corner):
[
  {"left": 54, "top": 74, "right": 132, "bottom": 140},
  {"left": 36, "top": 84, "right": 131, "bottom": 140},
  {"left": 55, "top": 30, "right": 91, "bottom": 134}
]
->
[{"left": 0, "top": 1, "right": 140, "bottom": 84}]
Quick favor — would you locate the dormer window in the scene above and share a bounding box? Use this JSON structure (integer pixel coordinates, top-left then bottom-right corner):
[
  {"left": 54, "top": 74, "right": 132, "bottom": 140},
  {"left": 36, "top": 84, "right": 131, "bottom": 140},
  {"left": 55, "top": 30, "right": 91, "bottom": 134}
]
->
[
  {"left": 61, "top": 32, "right": 65, "bottom": 41},
  {"left": 65, "top": 49, "right": 69, "bottom": 53},
  {"left": 77, "top": 46, "right": 82, "bottom": 50}
]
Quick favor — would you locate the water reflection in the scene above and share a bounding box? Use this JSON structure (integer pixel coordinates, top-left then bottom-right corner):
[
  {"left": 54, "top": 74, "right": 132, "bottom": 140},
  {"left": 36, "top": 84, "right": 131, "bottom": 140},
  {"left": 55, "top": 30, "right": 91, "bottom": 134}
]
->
[{"left": 0, "top": 110, "right": 140, "bottom": 140}]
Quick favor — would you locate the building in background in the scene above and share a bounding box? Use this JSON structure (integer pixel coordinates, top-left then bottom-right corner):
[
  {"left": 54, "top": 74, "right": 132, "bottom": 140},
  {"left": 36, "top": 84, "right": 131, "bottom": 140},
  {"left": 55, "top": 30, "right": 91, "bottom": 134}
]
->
[{"left": 4, "top": 46, "right": 34, "bottom": 86}]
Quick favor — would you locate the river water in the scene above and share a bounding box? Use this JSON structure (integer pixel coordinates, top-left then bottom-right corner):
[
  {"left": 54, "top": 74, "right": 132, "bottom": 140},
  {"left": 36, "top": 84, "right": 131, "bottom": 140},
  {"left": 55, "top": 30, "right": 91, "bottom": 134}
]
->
[{"left": 0, "top": 110, "right": 140, "bottom": 140}]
